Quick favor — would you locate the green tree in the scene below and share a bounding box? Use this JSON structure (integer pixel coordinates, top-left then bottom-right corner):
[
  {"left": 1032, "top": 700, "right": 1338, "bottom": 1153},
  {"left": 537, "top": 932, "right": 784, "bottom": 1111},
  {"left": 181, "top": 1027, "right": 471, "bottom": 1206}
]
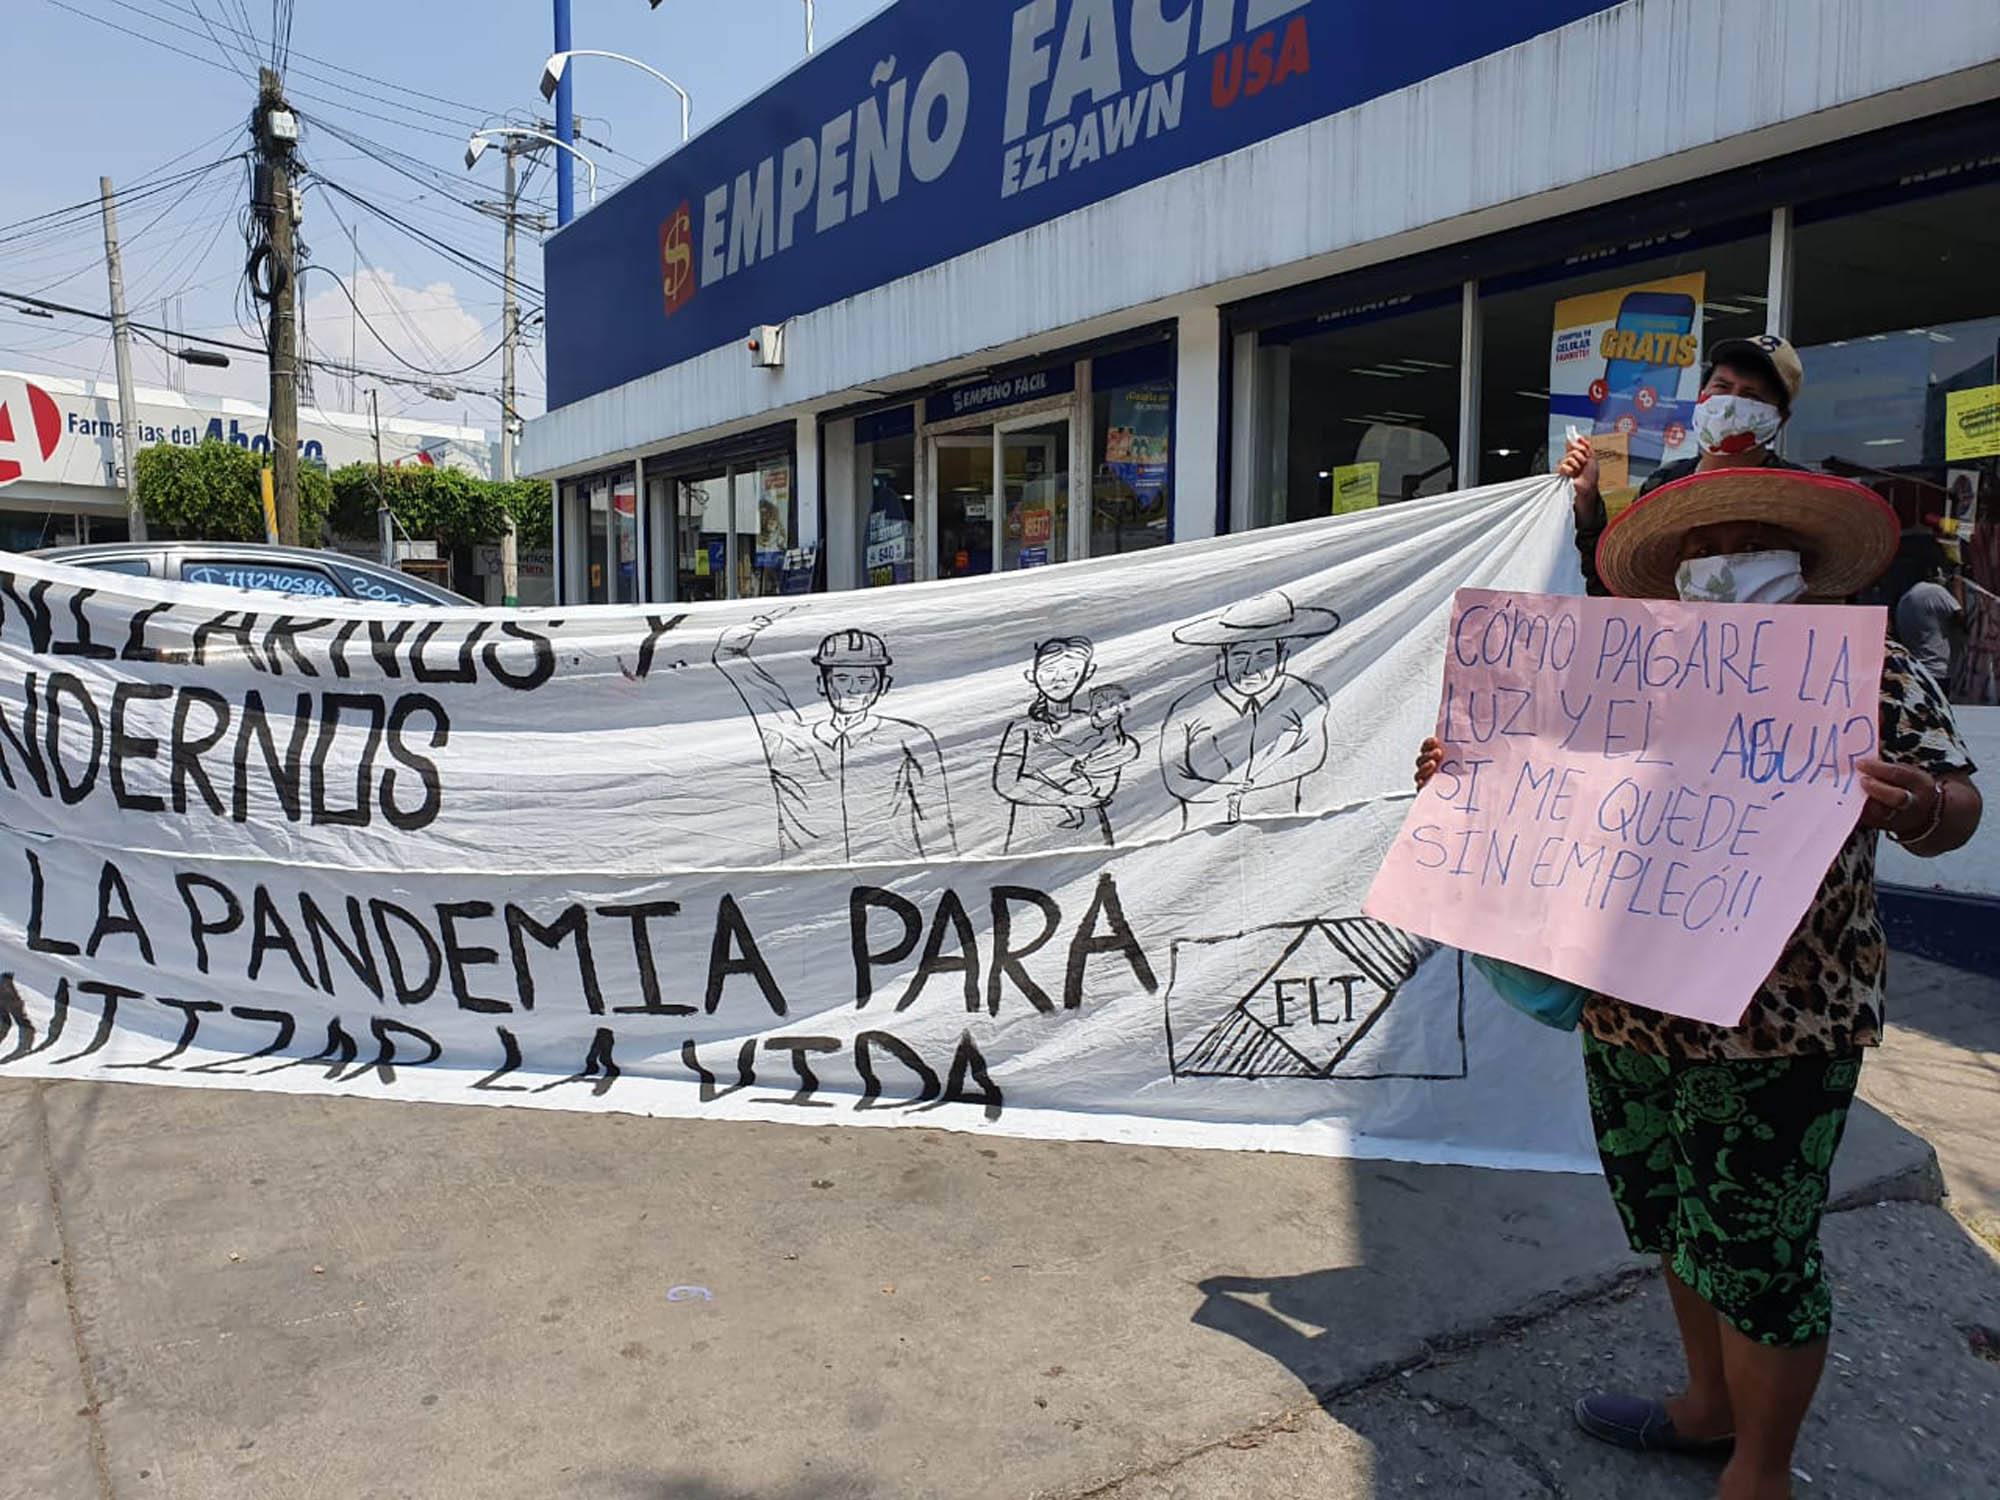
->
[
  {"left": 136, "top": 440, "right": 331, "bottom": 542},
  {"left": 492, "top": 479, "right": 552, "bottom": 549},
  {"left": 328, "top": 464, "right": 552, "bottom": 549}
]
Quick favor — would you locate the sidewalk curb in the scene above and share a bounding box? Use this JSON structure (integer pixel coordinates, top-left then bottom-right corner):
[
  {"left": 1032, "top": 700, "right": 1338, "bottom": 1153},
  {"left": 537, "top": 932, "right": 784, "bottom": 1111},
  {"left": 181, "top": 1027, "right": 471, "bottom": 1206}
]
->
[{"left": 1055, "top": 1147, "right": 1948, "bottom": 1500}]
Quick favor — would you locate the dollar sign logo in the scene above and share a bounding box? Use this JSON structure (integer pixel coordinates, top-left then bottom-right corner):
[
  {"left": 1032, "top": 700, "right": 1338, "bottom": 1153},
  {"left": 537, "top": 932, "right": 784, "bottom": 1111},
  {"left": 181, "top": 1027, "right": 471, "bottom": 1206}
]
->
[{"left": 659, "top": 202, "right": 695, "bottom": 319}]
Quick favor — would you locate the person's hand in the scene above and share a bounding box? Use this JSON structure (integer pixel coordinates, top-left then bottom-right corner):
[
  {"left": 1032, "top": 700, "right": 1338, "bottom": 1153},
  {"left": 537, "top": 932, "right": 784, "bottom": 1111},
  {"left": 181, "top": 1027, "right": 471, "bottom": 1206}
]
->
[
  {"left": 1414, "top": 737, "right": 1446, "bottom": 791},
  {"left": 715, "top": 620, "right": 761, "bottom": 654},
  {"left": 1555, "top": 434, "right": 1600, "bottom": 515},
  {"left": 1855, "top": 757, "right": 1938, "bottom": 836}
]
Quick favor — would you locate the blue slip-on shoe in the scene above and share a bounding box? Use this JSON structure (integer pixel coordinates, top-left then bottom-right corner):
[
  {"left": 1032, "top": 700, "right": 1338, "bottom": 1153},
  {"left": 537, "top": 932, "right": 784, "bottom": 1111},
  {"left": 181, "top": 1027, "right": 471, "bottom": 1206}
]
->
[{"left": 1573, "top": 1393, "right": 1736, "bottom": 1456}]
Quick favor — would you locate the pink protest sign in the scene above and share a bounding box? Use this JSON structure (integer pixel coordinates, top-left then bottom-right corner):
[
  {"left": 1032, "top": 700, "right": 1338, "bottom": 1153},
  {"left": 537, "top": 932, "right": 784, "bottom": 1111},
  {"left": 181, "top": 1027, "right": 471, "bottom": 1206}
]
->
[{"left": 1364, "top": 589, "right": 1887, "bottom": 1027}]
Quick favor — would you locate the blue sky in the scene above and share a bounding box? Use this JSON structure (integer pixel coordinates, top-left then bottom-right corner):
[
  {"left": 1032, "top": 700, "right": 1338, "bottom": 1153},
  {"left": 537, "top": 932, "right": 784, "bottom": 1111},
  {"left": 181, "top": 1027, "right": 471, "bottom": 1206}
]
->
[{"left": 2, "top": 0, "right": 884, "bottom": 425}]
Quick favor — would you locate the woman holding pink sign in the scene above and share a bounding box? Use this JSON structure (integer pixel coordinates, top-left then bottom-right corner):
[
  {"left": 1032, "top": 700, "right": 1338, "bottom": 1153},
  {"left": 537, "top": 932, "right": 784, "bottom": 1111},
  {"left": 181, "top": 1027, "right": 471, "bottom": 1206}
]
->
[{"left": 1415, "top": 466, "right": 1982, "bottom": 1500}]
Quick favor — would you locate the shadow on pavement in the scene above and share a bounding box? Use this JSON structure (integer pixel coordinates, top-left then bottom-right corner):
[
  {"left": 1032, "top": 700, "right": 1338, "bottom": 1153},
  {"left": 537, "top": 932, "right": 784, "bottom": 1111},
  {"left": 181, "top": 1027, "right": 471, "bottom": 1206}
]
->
[
  {"left": 1187, "top": 1097, "right": 1944, "bottom": 1417},
  {"left": 1880, "top": 949, "right": 2000, "bottom": 1059},
  {"left": 0, "top": 1079, "right": 106, "bottom": 1373},
  {"left": 1188, "top": 1153, "right": 1642, "bottom": 1403},
  {"left": 607, "top": 1472, "right": 875, "bottom": 1500}
]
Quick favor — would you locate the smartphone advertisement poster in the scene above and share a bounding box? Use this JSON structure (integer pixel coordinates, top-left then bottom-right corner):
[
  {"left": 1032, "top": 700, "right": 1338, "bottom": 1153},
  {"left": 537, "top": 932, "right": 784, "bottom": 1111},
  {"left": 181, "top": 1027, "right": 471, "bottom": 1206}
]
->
[
  {"left": 1548, "top": 273, "right": 1705, "bottom": 509},
  {"left": 1104, "top": 383, "right": 1172, "bottom": 503}
]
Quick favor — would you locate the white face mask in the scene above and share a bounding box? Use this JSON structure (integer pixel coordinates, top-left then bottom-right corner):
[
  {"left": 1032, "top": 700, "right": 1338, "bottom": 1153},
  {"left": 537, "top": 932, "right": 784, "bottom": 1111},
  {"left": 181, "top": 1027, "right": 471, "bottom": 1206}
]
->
[
  {"left": 1675, "top": 550, "right": 1808, "bottom": 605},
  {"left": 1692, "top": 393, "right": 1785, "bottom": 457}
]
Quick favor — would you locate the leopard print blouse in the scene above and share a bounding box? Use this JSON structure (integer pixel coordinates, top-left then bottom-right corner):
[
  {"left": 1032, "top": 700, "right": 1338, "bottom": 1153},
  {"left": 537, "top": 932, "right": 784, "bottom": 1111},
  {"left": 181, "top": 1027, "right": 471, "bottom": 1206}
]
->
[{"left": 1580, "top": 641, "right": 1976, "bottom": 1062}]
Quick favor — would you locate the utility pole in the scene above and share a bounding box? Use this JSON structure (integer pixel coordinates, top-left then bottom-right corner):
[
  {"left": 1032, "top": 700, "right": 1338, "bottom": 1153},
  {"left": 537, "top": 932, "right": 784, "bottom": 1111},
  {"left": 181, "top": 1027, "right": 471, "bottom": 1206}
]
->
[
  {"left": 98, "top": 177, "right": 147, "bottom": 542},
  {"left": 256, "top": 67, "right": 302, "bottom": 546},
  {"left": 369, "top": 388, "right": 393, "bottom": 566},
  {"left": 475, "top": 149, "right": 549, "bottom": 607},
  {"left": 499, "top": 142, "right": 521, "bottom": 607},
  {"left": 347, "top": 224, "right": 359, "bottom": 411}
]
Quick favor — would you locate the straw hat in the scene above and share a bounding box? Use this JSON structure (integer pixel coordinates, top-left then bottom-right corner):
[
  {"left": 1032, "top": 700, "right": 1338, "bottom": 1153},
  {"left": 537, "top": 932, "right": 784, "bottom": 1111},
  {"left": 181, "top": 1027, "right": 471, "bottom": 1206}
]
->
[
  {"left": 1595, "top": 469, "right": 1900, "bottom": 601},
  {"left": 1173, "top": 590, "right": 1341, "bottom": 646}
]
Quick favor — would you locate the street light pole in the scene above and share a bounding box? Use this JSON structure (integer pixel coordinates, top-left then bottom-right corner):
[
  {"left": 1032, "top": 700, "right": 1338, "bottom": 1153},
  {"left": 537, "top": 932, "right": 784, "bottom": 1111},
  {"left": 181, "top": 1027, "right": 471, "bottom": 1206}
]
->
[
  {"left": 553, "top": 0, "right": 575, "bottom": 226},
  {"left": 468, "top": 130, "right": 598, "bottom": 206},
  {"left": 97, "top": 176, "right": 147, "bottom": 542},
  {"left": 542, "top": 51, "right": 691, "bottom": 145}
]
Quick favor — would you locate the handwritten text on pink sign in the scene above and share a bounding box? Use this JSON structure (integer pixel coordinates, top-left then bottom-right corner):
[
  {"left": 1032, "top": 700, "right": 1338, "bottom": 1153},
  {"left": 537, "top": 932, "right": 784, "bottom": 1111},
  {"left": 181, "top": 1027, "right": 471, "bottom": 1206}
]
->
[{"left": 1364, "top": 589, "right": 1887, "bottom": 1026}]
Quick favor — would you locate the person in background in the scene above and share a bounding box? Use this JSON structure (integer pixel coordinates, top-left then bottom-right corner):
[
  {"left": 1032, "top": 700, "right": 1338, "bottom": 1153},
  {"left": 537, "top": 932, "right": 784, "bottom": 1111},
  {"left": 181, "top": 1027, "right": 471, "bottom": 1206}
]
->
[
  {"left": 1558, "top": 334, "right": 1808, "bottom": 595},
  {"left": 1894, "top": 535, "right": 1966, "bottom": 690},
  {"left": 1415, "top": 467, "right": 1982, "bottom": 1500}
]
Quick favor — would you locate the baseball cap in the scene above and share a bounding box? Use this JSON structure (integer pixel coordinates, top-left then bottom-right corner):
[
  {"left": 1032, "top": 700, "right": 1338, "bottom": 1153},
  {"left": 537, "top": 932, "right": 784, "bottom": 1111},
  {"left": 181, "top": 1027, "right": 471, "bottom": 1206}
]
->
[{"left": 1707, "top": 333, "right": 1804, "bottom": 411}]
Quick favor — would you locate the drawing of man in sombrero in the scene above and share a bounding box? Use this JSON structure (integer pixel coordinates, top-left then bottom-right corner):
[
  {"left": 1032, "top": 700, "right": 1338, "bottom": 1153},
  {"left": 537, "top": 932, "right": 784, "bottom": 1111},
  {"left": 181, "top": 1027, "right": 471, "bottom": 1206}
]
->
[{"left": 1160, "top": 590, "right": 1339, "bottom": 829}]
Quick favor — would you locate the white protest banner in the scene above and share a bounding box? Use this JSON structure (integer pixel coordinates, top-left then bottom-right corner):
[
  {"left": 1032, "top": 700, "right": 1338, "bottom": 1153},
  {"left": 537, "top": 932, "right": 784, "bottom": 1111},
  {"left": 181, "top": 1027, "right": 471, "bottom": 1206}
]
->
[
  {"left": 0, "top": 478, "right": 1598, "bottom": 1170},
  {"left": 1365, "top": 589, "right": 1887, "bottom": 1025}
]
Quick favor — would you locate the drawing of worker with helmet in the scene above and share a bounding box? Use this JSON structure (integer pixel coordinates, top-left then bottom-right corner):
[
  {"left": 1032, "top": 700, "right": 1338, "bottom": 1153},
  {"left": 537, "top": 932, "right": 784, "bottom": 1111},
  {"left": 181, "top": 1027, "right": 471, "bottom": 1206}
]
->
[{"left": 714, "top": 614, "right": 958, "bottom": 864}]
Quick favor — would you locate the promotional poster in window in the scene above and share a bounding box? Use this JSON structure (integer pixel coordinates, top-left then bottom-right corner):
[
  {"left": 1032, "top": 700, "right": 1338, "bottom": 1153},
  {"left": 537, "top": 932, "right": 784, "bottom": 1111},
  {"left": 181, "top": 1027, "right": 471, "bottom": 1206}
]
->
[{"left": 1547, "top": 273, "right": 1706, "bottom": 514}]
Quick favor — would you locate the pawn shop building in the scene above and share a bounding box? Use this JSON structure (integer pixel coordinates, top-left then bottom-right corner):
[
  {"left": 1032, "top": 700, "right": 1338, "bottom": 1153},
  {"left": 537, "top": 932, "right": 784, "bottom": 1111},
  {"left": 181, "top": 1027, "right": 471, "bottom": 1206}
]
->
[{"left": 523, "top": 0, "right": 2000, "bottom": 745}]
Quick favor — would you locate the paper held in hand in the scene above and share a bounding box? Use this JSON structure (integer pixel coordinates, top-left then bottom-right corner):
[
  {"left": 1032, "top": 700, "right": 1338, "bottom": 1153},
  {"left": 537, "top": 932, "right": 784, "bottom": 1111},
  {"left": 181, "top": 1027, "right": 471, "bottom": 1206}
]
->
[{"left": 1364, "top": 588, "right": 1887, "bottom": 1028}]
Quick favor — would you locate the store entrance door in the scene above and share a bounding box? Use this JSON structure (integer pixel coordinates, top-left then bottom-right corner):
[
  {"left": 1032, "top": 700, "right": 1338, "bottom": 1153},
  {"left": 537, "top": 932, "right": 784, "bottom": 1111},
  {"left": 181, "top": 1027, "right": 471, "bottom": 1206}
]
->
[
  {"left": 923, "top": 408, "right": 1074, "bottom": 581},
  {"left": 998, "top": 415, "right": 1068, "bottom": 572},
  {"left": 931, "top": 431, "right": 993, "bottom": 580}
]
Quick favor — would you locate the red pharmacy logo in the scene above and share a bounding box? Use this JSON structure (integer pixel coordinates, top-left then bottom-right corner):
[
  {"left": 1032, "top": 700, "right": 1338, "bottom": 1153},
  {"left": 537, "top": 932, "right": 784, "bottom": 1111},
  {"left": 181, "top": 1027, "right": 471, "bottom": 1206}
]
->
[{"left": 0, "top": 378, "right": 62, "bottom": 486}]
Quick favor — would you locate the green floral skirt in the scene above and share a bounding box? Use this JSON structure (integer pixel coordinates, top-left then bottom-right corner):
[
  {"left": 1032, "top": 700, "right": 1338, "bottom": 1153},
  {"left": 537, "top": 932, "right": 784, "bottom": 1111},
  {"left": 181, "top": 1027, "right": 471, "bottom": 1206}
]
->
[{"left": 1581, "top": 1033, "right": 1862, "bottom": 1348}]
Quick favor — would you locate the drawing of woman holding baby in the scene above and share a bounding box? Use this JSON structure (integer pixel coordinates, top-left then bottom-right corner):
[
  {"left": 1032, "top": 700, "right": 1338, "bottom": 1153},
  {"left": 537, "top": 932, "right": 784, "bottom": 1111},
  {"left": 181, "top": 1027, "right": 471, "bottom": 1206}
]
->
[{"left": 990, "top": 637, "right": 1142, "bottom": 853}]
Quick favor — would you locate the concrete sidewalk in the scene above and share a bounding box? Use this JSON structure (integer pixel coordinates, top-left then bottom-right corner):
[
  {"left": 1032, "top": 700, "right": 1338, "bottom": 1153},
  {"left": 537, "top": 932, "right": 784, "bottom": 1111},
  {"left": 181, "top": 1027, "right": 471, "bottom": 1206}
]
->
[
  {"left": 3, "top": 951, "right": 1991, "bottom": 1500},
  {"left": 1090, "top": 1199, "right": 2000, "bottom": 1500}
]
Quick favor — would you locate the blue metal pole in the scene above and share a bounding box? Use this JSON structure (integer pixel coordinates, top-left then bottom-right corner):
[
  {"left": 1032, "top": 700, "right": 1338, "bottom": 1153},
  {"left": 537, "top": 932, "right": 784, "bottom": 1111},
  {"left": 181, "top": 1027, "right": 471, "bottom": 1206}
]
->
[{"left": 553, "top": 0, "right": 575, "bottom": 225}]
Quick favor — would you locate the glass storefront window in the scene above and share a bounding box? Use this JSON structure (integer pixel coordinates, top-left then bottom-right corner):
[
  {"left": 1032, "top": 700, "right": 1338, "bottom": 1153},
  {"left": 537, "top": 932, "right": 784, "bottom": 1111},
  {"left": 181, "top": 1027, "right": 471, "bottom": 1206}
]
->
[
  {"left": 575, "top": 473, "right": 640, "bottom": 605},
  {"left": 1091, "top": 344, "right": 1175, "bottom": 555},
  {"left": 856, "top": 408, "right": 917, "bottom": 588},
  {"left": 659, "top": 451, "right": 798, "bottom": 603},
  {"left": 1247, "top": 291, "right": 1462, "bottom": 529},
  {"left": 933, "top": 432, "right": 994, "bottom": 580},
  {"left": 740, "top": 459, "right": 796, "bottom": 599},
  {"left": 1478, "top": 223, "right": 1771, "bottom": 501},
  {"left": 1791, "top": 176, "right": 2000, "bottom": 705},
  {"left": 676, "top": 471, "right": 727, "bottom": 602},
  {"left": 999, "top": 418, "right": 1069, "bottom": 571}
]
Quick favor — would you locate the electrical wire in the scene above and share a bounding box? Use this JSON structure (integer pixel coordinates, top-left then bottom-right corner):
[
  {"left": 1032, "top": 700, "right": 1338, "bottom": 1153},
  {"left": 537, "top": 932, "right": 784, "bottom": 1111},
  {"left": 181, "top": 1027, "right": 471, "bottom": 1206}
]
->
[
  {"left": 143, "top": 0, "right": 512, "bottom": 121},
  {"left": 0, "top": 288, "right": 502, "bottom": 398},
  {"left": 181, "top": 0, "right": 254, "bottom": 81},
  {"left": 26, "top": 157, "right": 241, "bottom": 299},
  {"left": 297, "top": 266, "right": 515, "bottom": 378},
  {"left": 304, "top": 114, "right": 498, "bottom": 217},
  {"left": 0, "top": 151, "right": 245, "bottom": 247},
  {"left": 309, "top": 176, "right": 545, "bottom": 306},
  {"left": 40, "top": 0, "right": 247, "bottom": 84},
  {"left": 127, "top": 164, "right": 248, "bottom": 313},
  {"left": 91, "top": 0, "right": 510, "bottom": 138}
]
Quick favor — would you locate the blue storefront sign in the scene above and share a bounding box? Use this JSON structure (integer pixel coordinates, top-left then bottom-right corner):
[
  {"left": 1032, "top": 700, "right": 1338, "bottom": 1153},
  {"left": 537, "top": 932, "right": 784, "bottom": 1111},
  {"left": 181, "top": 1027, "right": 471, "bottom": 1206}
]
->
[
  {"left": 924, "top": 361, "right": 1077, "bottom": 424},
  {"left": 546, "top": 0, "right": 1622, "bottom": 411}
]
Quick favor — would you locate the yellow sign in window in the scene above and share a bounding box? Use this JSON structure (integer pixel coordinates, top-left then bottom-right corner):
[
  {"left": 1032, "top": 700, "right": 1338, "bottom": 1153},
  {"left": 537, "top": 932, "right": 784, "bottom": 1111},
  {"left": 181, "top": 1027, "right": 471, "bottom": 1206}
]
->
[
  {"left": 1331, "top": 462, "right": 1380, "bottom": 515},
  {"left": 1946, "top": 384, "right": 2000, "bottom": 461}
]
